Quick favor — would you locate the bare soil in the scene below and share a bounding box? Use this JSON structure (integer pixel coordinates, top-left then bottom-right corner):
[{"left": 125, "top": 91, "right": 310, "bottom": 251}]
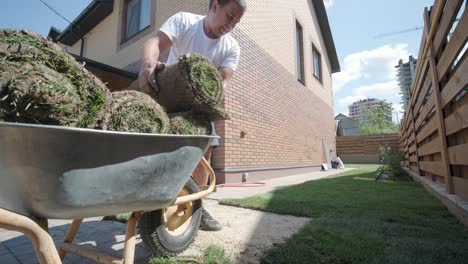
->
[{"left": 180, "top": 199, "right": 310, "bottom": 263}]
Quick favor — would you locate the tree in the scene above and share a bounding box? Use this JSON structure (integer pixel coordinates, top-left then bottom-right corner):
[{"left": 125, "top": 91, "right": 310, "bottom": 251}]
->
[{"left": 359, "top": 100, "right": 399, "bottom": 135}]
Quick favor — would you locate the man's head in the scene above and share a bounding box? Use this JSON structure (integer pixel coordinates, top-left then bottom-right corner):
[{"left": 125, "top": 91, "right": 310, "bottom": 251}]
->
[{"left": 205, "top": 0, "right": 246, "bottom": 38}]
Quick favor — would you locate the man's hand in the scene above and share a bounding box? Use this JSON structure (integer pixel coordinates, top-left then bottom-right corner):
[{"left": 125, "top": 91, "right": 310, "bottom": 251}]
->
[{"left": 138, "top": 60, "right": 166, "bottom": 94}]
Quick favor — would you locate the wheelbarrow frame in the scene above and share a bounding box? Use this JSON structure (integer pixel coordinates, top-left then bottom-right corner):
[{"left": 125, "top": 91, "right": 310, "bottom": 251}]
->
[{"left": 0, "top": 157, "right": 216, "bottom": 264}]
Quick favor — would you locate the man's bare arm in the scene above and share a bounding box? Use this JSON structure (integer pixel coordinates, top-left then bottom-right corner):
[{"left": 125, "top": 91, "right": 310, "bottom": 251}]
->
[
  {"left": 218, "top": 67, "right": 235, "bottom": 89},
  {"left": 138, "top": 31, "right": 173, "bottom": 89}
]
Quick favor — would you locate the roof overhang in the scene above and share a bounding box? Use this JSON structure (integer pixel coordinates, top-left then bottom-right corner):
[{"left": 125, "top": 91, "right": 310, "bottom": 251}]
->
[
  {"left": 55, "top": 0, "right": 114, "bottom": 46},
  {"left": 47, "top": 26, "right": 62, "bottom": 41},
  {"left": 311, "top": 0, "right": 340, "bottom": 73}
]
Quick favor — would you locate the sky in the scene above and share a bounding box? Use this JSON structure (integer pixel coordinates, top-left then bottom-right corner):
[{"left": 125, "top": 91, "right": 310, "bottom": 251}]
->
[
  {"left": 324, "top": 0, "right": 435, "bottom": 122},
  {"left": 1, "top": 0, "right": 437, "bottom": 123}
]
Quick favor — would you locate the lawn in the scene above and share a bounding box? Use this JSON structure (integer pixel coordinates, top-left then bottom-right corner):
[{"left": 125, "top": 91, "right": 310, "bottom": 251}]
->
[{"left": 221, "top": 164, "right": 468, "bottom": 264}]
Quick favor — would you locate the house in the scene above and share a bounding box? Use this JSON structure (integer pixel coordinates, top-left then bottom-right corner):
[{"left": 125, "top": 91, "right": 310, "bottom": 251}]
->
[
  {"left": 50, "top": 0, "right": 340, "bottom": 183},
  {"left": 335, "top": 114, "right": 362, "bottom": 136}
]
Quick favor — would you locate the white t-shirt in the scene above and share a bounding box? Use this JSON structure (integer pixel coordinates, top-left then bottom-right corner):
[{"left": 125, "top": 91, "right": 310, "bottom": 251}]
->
[{"left": 159, "top": 12, "right": 240, "bottom": 71}]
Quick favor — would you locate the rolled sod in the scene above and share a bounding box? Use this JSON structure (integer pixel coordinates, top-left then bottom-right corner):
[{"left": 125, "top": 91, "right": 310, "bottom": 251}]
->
[
  {"left": 169, "top": 111, "right": 211, "bottom": 135},
  {"left": 153, "top": 54, "right": 227, "bottom": 119},
  {"left": 0, "top": 29, "right": 108, "bottom": 127},
  {"left": 95, "top": 90, "right": 170, "bottom": 134}
]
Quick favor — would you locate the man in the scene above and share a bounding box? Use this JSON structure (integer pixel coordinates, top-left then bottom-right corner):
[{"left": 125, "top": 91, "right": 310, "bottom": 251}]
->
[{"left": 138, "top": 0, "right": 247, "bottom": 231}]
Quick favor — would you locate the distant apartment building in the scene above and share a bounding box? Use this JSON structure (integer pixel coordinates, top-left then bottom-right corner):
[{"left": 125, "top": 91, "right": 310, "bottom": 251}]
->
[
  {"left": 348, "top": 98, "right": 390, "bottom": 123},
  {"left": 395, "top": 55, "right": 417, "bottom": 111}
]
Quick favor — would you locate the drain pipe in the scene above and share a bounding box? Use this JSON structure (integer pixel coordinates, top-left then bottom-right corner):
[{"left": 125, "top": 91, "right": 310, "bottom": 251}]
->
[{"left": 80, "top": 37, "right": 85, "bottom": 57}]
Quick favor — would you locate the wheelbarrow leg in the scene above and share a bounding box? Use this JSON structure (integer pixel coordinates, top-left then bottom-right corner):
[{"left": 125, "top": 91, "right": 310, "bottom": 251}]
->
[
  {"left": 59, "top": 219, "right": 83, "bottom": 260},
  {"left": 0, "top": 208, "right": 61, "bottom": 264},
  {"left": 123, "top": 211, "right": 143, "bottom": 264}
]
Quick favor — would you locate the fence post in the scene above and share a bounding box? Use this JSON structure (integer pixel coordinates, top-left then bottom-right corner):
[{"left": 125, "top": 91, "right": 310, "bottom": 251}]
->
[
  {"left": 423, "top": 8, "right": 454, "bottom": 194},
  {"left": 409, "top": 108, "right": 421, "bottom": 175}
]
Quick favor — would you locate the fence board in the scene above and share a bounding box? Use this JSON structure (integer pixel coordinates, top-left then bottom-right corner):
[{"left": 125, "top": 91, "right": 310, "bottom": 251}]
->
[
  {"left": 444, "top": 103, "right": 468, "bottom": 136},
  {"left": 430, "top": 0, "right": 442, "bottom": 25},
  {"left": 408, "top": 132, "right": 416, "bottom": 145},
  {"left": 420, "top": 161, "right": 445, "bottom": 176},
  {"left": 437, "top": 7, "right": 468, "bottom": 80},
  {"left": 411, "top": 59, "right": 429, "bottom": 108},
  {"left": 416, "top": 116, "right": 438, "bottom": 143},
  {"left": 433, "top": 0, "right": 464, "bottom": 55},
  {"left": 409, "top": 144, "right": 417, "bottom": 154},
  {"left": 453, "top": 177, "right": 468, "bottom": 200},
  {"left": 414, "top": 74, "right": 432, "bottom": 115},
  {"left": 410, "top": 165, "right": 419, "bottom": 172},
  {"left": 415, "top": 96, "right": 435, "bottom": 129},
  {"left": 448, "top": 143, "right": 468, "bottom": 165},
  {"left": 418, "top": 138, "right": 440, "bottom": 157},
  {"left": 337, "top": 135, "right": 400, "bottom": 160},
  {"left": 441, "top": 54, "right": 468, "bottom": 107}
]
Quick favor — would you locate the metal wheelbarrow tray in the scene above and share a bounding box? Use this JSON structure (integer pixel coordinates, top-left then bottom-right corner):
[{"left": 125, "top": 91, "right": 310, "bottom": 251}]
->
[{"left": 0, "top": 122, "right": 218, "bottom": 263}]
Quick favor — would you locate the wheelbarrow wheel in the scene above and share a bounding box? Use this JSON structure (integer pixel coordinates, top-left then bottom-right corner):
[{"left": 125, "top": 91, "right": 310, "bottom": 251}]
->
[{"left": 138, "top": 177, "right": 202, "bottom": 256}]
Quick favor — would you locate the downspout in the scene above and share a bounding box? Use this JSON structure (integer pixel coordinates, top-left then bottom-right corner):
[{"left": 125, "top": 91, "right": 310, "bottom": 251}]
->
[{"left": 80, "top": 37, "right": 85, "bottom": 57}]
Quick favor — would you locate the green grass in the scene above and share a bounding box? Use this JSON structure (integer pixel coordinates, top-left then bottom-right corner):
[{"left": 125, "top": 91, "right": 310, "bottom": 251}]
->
[
  {"left": 150, "top": 245, "right": 233, "bottom": 264},
  {"left": 222, "top": 165, "right": 468, "bottom": 264}
]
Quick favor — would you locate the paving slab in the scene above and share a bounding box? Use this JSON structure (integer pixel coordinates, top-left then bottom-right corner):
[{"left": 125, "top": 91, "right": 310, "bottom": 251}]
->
[
  {"left": 0, "top": 217, "right": 152, "bottom": 264},
  {"left": 209, "top": 168, "right": 353, "bottom": 200}
]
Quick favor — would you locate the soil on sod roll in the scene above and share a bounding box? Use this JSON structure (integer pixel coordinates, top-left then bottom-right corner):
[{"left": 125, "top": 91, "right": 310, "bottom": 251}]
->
[
  {"left": 95, "top": 90, "right": 170, "bottom": 134},
  {"left": 154, "top": 54, "right": 226, "bottom": 118},
  {"left": 0, "top": 29, "right": 108, "bottom": 127},
  {"left": 169, "top": 111, "right": 211, "bottom": 135}
]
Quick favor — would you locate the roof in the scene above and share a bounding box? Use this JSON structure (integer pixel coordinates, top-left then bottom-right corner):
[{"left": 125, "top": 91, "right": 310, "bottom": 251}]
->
[
  {"left": 47, "top": 26, "right": 62, "bottom": 41},
  {"left": 73, "top": 55, "right": 138, "bottom": 80},
  {"left": 311, "top": 0, "right": 340, "bottom": 73},
  {"left": 54, "top": 0, "right": 114, "bottom": 45},
  {"left": 334, "top": 113, "right": 349, "bottom": 120}
]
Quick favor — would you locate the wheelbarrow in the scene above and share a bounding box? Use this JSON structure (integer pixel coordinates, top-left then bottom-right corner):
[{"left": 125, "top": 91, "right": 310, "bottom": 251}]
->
[{"left": 0, "top": 122, "right": 218, "bottom": 263}]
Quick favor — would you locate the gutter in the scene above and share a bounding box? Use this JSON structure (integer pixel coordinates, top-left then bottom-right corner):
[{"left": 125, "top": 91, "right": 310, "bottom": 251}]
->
[{"left": 55, "top": 0, "right": 113, "bottom": 46}]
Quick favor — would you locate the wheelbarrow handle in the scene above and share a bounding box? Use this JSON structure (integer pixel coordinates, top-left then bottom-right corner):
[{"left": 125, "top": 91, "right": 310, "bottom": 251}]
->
[
  {"left": 171, "top": 157, "right": 215, "bottom": 205},
  {"left": 0, "top": 208, "right": 61, "bottom": 264}
]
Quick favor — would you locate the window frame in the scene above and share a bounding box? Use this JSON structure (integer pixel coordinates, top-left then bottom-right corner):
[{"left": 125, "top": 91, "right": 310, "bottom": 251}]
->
[
  {"left": 312, "top": 43, "right": 322, "bottom": 83},
  {"left": 295, "top": 20, "right": 305, "bottom": 85},
  {"left": 121, "top": 0, "right": 151, "bottom": 43}
]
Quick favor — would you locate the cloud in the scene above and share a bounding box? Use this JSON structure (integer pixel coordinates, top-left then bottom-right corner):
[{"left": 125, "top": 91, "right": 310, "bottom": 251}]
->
[
  {"left": 333, "top": 44, "right": 410, "bottom": 92},
  {"left": 324, "top": 0, "right": 335, "bottom": 9},
  {"left": 353, "top": 81, "right": 400, "bottom": 99}
]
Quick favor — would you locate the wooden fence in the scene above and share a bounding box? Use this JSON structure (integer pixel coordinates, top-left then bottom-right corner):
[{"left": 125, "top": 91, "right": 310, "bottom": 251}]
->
[
  {"left": 337, "top": 134, "right": 399, "bottom": 164},
  {"left": 400, "top": 0, "right": 468, "bottom": 200}
]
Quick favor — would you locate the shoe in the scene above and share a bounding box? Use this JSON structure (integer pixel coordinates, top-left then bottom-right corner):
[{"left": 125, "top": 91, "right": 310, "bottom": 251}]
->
[{"left": 200, "top": 208, "right": 222, "bottom": 231}]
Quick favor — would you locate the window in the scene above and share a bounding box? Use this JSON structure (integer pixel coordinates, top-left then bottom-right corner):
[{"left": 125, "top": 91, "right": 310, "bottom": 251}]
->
[
  {"left": 124, "top": 0, "right": 151, "bottom": 40},
  {"left": 312, "top": 44, "right": 322, "bottom": 83},
  {"left": 296, "top": 21, "right": 305, "bottom": 84}
]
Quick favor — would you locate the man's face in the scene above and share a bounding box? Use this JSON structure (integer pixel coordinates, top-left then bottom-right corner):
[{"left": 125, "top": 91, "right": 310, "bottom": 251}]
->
[{"left": 210, "top": 1, "right": 244, "bottom": 37}]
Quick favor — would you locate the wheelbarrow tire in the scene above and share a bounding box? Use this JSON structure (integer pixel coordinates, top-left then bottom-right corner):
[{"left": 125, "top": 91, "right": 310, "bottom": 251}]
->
[{"left": 138, "top": 177, "right": 202, "bottom": 256}]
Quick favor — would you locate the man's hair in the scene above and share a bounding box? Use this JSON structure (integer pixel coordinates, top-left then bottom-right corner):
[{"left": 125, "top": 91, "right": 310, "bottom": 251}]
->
[{"left": 209, "top": 0, "right": 247, "bottom": 12}]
